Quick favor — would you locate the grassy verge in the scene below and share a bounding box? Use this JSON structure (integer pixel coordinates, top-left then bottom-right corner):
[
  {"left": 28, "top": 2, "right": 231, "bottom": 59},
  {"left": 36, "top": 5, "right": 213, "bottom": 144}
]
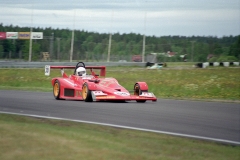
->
[
  {"left": 0, "top": 66, "right": 239, "bottom": 159},
  {"left": 0, "top": 66, "right": 239, "bottom": 101},
  {"left": 0, "top": 114, "right": 239, "bottom": 160}
]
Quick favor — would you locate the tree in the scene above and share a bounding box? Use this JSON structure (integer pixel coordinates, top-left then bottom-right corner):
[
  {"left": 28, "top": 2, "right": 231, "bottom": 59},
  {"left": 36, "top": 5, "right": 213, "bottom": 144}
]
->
[
  {"left": 0, "top": 24, "right": 239, "bottom": 62},
  {"left": 22, "top": 40, "right": 40, "bottom": 61},
  {"left": 0, "top": 45, "right": 3, "bottom": 58},
  {"left": 213, "top": 43, "right": 223, "bottom": 55},
  {"left": 229, "top": 36, "right": 240, "bottom": 59}
]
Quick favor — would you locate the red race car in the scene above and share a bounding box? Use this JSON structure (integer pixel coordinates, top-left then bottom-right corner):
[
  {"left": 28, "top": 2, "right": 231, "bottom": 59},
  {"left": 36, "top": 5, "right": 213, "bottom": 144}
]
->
[{"left": 45, "top": 62, "right": 157, "bottom": 102}]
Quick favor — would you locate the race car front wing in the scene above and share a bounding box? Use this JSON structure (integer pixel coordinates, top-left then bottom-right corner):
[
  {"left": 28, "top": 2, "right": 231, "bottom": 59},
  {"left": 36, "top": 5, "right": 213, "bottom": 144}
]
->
[{"left": 91, "top": 91, "right": 157, "bottom": 102}]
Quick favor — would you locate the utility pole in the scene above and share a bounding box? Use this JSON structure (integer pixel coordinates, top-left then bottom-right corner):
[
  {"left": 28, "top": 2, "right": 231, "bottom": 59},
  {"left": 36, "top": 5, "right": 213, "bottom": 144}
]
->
[
  {"left": 70, "top": 10, "right": 76, "bottom": 62},
  {"left": 191, "top": 41, "right": 195, "bottom": 62},
  {"left": 142, "top": 12, "right": 147, "bottom": 63},
  {"left": 50, "top": 32, "right": 54, "bottom": 60},
  {"left": 70, "top": 30, "right": 74, "bottom": 62},
  {"left": 29, "top": 28, "right": 32, "bottom": 62},
  {"left": 29, "top": 4, "right": 33, "bottom": 62},
  {"left": 142, "top": 35, "right": 145, "bottom": 63},
  {"left": 57, "top": 38, "right": 61, "bottom": 61},
  {"left": 107, "top": 33, "right": 112, "bottom": 62},
  {"left": 107, "top": 10, "right": 114, "bottom": 62}
]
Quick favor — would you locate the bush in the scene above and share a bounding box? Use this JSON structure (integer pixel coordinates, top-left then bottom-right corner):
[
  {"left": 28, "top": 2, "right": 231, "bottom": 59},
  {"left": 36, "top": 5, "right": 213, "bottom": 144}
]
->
[
  {"left": 208, "top": 57, "right": 218, "bottom": 62},
  {"left": 208, "top": 56, "right": 238, "bottom": 62},
  {"left": 217, "top": 56, "right": 238, "bottom": 62}
]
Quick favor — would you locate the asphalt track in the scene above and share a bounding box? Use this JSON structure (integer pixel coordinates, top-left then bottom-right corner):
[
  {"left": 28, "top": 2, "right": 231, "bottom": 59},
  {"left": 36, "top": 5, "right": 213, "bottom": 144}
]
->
[{"left": 0, "top": 90, "right": 239, "bottom": 145}]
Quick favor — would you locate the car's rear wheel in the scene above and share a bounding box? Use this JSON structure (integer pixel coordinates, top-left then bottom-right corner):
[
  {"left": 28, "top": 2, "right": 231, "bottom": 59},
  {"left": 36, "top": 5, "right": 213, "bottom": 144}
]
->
[
  {"left": 53, "top": 80, "right": 61, "bottom": 100},
  {"left": 82, "top": 83, "right": 93, "bottom": 102},
  {"left": 134, "top": 83, "right": 147, "bottom": 103}
]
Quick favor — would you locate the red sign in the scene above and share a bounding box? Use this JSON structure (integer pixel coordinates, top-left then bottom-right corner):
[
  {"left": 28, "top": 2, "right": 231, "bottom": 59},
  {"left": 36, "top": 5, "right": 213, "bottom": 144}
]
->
[{"left": 0, "top": 32, "right": 6, "bottom": 39}]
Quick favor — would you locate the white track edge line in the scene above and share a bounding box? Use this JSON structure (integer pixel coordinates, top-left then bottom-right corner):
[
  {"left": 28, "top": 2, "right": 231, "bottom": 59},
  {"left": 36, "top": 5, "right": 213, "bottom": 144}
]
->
[{"left": 1, "top": 111, "right": 239, "bottom": 145}]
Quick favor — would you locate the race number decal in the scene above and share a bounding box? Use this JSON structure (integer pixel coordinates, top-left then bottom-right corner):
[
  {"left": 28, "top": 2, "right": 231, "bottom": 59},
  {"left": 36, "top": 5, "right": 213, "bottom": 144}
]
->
[
  {"left": 140, "top": 92, "right": 154, "bottom": 97},
  {"left": 114, "top": 92, "right": 130, "bottom": 96},
  {"left": 45, "top": 65, "right": 50, "bottom": 76},
  {"left": 92, "top": 91, "right": 107, "bottom": 96}
]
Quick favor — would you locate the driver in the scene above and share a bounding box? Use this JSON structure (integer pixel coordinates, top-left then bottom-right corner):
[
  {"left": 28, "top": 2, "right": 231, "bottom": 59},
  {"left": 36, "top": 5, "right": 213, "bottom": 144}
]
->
[{"left": 76, "top": 67, "right": 86, "bottom": 77}]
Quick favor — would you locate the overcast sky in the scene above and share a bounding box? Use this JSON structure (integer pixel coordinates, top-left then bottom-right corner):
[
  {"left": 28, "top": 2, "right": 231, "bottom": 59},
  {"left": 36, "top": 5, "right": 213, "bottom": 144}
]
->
[{"left": 1, "top": 0, "right": 239, "bottom": 37}]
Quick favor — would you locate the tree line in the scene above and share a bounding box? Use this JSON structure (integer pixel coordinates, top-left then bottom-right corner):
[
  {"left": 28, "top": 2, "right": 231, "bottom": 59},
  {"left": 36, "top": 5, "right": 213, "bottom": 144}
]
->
[{"left": 0, "top": 23, "right": 239, "bottom": 62}]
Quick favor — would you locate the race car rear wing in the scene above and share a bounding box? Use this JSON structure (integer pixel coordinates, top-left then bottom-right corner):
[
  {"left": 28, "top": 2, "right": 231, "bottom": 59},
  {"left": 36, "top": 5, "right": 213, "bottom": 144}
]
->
[{"left": 45, "top": 65, "right": 106, "bottom": 77}]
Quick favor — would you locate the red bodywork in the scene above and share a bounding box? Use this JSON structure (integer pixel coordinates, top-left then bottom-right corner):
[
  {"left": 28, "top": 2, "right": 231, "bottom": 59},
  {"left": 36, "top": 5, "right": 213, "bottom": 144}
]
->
[{"left": 49, "top": 65, "right": 157, "bottom": 102}]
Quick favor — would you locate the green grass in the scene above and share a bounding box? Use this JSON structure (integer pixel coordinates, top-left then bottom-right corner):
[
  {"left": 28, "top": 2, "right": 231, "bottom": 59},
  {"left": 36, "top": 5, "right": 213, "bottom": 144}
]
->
[
  {"left": 1, "top": 66, "right": 239, "bottom": 101},
  {"left": 0, "top": 66, "right": 239, "bottom": 159},
  {"left": 110, "top": 67, "right": 240, "bottom": 101},
  {"left": 0, "top": 114, "right": 239, "bottom": 160}
]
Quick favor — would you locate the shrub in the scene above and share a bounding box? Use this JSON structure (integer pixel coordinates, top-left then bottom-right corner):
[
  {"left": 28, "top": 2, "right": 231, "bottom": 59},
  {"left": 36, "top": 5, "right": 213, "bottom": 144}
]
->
[
  {"left": 208, "top": 57, "right": 218, "bottom": 62},
  {"left": 217, "top": 56, "right": 238, "bottom": 62}
]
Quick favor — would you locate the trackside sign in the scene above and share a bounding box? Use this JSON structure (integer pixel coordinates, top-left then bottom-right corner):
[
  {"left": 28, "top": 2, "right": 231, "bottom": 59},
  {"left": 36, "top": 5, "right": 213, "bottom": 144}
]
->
[
  {"left": 0, "top": 32, "right": 6, "bottom": 39},
  {"left": 45, "top": 65, "right": 50, "bottom": 76},
  {"left": 18, "top": 32, "right": 30, "bottom": 39},
  {"left": 18, "top": 32, "right": 43, "bottom": 39},
  {"left": 6, "top": 32, "right": 18, "bottom": 39},
  {"left": 1, "top": 32, "right": 43, "bottom": 39},
  {"left": 32, "top": 32, "right": 43, "bottom": 39}
]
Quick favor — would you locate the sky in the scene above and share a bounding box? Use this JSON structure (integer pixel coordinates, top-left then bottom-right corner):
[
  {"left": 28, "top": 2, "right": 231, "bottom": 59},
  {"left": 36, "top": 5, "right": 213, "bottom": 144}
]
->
[{"left": 0, "top": 0, "right": 239, "bottom": 37}]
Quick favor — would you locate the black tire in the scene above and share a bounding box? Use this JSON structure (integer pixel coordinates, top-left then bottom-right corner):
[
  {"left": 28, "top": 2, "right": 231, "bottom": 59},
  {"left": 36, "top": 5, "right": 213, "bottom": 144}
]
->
[
  {"left": 82, "top": 83, "right": 93, "bottom": 102},
  {"left": 134, "top": 83, "right": 147, "bottom": 103},
  {"left": 53, "top": 80, "right": 61, "bottom": 100}
]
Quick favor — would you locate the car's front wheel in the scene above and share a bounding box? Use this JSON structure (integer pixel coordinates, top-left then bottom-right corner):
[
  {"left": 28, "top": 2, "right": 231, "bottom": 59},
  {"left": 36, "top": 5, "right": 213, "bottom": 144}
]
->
[
  {"left": 53, "top": 80, "right": 61, "bottom": 100},
  {"left": 82, "top": 83, "right": 93, "bottom": 102}
]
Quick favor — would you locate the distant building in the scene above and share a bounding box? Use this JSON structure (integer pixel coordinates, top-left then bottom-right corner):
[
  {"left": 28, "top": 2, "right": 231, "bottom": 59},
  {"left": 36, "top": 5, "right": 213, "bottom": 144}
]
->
[
  {"left": 166, "top": 51, "right": 177, "bottom": 57},
  {"left": 132, "top": 55, "right": 142, "bottom": 62},
  {"left": 207, "top": 54, "right": 215, "bottom": 60}
]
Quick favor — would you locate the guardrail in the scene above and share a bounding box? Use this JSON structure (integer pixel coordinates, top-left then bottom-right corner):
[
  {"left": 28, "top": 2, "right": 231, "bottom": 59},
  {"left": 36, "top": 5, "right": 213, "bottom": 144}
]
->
[
  {"left": 0, "top": 61, "right": 146, "bottom": 68},
  {"left": 195, "top": 62, "right": 240, "bottom": 68}
]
